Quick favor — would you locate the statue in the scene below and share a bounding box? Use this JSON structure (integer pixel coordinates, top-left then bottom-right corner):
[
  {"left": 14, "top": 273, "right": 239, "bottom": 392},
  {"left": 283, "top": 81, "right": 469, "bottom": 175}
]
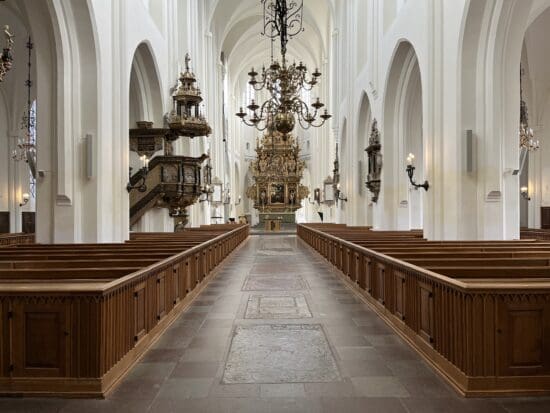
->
[
  {"left": 260, "top": 189, "right": 267, "bottom": 206},
  {"left": 4, "top": 26, "right": 13, "bottom": 49},
  {"left": 287, "top": 154, "right": 296, "bottom": 173},
  {"left": 258, "top": 152, "right": 268, "bottom": 172},
  {"left": 365, "top": 118, "right": 382, "bottom": 203},
  {"left": 289, "top": 189, "right": 296, "bottom": 206},
  {"left": 164, "top": 140, "right": 174, "bottom": 156}
]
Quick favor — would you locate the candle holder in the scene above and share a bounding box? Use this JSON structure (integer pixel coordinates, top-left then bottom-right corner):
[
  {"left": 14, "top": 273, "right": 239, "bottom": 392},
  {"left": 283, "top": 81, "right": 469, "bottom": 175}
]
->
[
  {"left": 19, "top": 192, "right": 30, "bottom": 207},
  {"left": 334, "top": 183, "right": 348, "bottom": 204},
  {"left": 127, "top": 155, "right": 149, "bottom": 193},
  {"left": 406, "top": 153, "right": 429, "bottom": 191}
]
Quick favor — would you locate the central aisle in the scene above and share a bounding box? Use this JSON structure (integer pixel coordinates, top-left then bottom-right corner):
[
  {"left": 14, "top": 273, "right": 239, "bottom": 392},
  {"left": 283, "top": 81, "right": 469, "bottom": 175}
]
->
[{"left": 5, "top": 235, "right": 548, "bottom": 412}]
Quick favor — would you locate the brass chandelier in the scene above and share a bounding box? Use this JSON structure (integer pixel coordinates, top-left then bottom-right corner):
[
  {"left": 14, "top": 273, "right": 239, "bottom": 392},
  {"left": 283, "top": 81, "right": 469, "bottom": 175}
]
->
[
  {"left": 12, "top": 38, "right": 37, "bottom": 180},
  {"left": 236, "top": 0, "right": 331, "bottom": 133},
  {"left": 519, "top": 67, "right": 539, "bottom": 152}
]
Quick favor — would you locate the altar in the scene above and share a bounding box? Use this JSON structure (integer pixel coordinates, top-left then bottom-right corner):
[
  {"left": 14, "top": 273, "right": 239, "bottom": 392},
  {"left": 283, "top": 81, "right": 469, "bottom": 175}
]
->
[
  {"left": 264, "top": 218, "right": 282, "bottom": 231},
  {"left": 259, "top": 212, "right": 296, "bottom": 224},
  {"left": 246, "top": 130, "right": 309, "bottom": 216}
]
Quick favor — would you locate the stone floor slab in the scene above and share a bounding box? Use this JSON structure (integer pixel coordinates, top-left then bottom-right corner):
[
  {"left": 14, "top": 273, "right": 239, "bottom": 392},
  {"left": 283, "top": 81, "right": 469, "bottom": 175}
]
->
[
  {"left": 245, "top": 293, "right": 313, "bottom": 319},
  {"left": 242, "top": 275, "right": 308, "bottom": 291},
  {"left": 222, "top": 324, "right": 341, "bottom": 384}
]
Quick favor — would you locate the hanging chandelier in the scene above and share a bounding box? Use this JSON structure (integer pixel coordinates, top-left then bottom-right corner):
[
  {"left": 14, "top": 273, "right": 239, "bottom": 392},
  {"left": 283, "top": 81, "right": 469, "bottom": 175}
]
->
[
  {"left": 0, "top": 25, "right": 14, "bottom": 82},
  {"left": 519, "top": 66, "right": 539, "bottom": 152},
  {"left": 236, "top": 0, "right": 331, "bottom": 133},
  {"left": 12, "top": 37, "right": 37, "bottom": 179}
]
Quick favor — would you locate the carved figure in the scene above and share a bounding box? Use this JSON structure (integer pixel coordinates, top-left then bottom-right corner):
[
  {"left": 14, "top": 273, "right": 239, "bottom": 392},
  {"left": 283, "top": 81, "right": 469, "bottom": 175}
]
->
[{"left": 4, "top": 26, "right": 13, "bottom": 49}]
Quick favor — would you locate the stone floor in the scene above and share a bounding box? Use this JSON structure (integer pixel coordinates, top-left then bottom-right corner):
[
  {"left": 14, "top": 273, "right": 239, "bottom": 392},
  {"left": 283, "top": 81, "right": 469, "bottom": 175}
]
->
[{"left": 2, "top": 235, "right": 550, "bottom": 412}]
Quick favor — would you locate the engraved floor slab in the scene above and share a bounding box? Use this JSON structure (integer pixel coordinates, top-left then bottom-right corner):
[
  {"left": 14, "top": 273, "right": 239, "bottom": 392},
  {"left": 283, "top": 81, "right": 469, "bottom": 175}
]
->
[
  {"left": 222, "top": 324, "right": 340, "bottom": 383},
  {"left": 245, "top": 293, "right": 313, "bottom": 319},
  {"left": 242, "top": 275, "right": 308, "bottom": 291}
]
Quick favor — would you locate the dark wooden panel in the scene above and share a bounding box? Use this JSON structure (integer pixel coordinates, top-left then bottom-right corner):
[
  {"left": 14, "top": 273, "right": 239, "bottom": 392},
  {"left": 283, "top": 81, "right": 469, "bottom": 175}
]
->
[
  {"left": 418, "top": 282, "right": 434, "bottom": 345},
  {"left": 394, "top": 270, "right": 406, "bottom": 322},
  {"left": 0, "top": 212, "right": 9, "bottom": 233},
  {"left": 133, "top": 283, "right": 146, "bottom": 343},
  {"left": 157, "top": 272, "right": 166, "bottom": 321},
  {"left": 498, "top": 301, "right": 550, "bottom": 375},
  {"left": 22, "top": 212, "right": 35, "bottom": 234},
  {"left": 13, "top": 303, "right": 69, "bottom": 377},
  {"left": 542, "top": 207, "right": 550, "bottom": 229}
]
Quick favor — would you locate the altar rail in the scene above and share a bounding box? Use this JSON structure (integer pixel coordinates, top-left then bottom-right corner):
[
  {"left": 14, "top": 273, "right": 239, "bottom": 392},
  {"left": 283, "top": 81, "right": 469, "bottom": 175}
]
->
[
  {"left": 0, "top": 224, "right": 248, "bottom": 397},
  {"left": 0, "top": 233, "right": 35, "bottom": 246},
  {"left": 298, "top": 224, "right": 550, "bottom": 397}
]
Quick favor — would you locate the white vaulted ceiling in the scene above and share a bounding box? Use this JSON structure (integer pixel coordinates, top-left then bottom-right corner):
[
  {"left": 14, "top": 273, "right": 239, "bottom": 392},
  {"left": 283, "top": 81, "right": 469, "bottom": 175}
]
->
[{"left": 207, "top": 0, "right": 334, "bottom": 91}]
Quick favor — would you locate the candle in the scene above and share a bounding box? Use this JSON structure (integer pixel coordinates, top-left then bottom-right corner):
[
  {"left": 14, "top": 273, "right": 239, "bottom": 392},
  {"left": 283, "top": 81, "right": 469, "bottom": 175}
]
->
[{"left": 407, "top": 153, "right": 415, "bottom": 166}]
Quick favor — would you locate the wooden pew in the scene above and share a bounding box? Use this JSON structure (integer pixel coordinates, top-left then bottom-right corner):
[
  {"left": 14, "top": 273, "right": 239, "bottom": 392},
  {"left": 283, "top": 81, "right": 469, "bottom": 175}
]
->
[
  {"left": 0, "top": 224, "right": 249, "bottom": 398},
  {"left": 0, "top": 233, "right": 35, "bottom": 247},
  {"left": 297, "top": 223, "right": 550, "bottom": 397}
]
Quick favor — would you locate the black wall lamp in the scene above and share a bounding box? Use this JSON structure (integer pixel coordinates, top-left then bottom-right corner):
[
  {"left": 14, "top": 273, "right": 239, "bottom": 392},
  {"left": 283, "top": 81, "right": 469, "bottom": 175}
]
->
[
  {"left": 520, "top": 186, "right": 531, "bottom": 201},
  {"left": 335, "top": 183, "right": 348, "bottom": 203},
  {"left": 127, "top": 155, "right": 149, "bottom": 193},
  {"left": 406, "top": 153, "right": 429, "bottom": 191},
  {"left": 308, "top": 187, "right": 321, "bottom": 205},
  {"left": 19, "top": 192, "right": 30, "bottom": 207}
]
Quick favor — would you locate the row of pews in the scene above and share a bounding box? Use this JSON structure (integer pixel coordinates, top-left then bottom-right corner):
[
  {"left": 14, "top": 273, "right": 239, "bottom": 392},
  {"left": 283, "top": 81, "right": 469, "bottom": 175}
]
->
[
  {"left": 0, "top": 224, "right": 249, "bottom": 397},
  {"left": 0, "top": 233, "right": 35, "bottom": 247},
  {"left": 298, "top": 223, "right": 550, "bottom": 397},
  {"left": 521, "top": 228, "right": 550, "bottom": 241}
]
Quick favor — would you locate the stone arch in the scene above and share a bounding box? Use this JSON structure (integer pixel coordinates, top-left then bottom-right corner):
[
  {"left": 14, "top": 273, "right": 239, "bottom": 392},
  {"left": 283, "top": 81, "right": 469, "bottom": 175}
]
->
[
  {"left": 381, "top": 40, "right": 424, "bottom": 230},
  {"left": 459, "top": 0, "right": 543, "bottom": 239},
  {"left": 129, "top": 42, "right": 164, "bottom": 127},
  {"left": 353, "top": 91, "right": 372, "bottom": 226},
  {"left": 11, "top": 0, "right": 100, "bottom": 243}
]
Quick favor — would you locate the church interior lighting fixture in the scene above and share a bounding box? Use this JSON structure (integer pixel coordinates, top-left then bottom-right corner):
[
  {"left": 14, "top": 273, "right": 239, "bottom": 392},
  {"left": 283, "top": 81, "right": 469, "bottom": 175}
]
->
[
  {"left": 236, "top": 0, "right": 331, "bottom": 134},
  {"left": 406, "top": 153, "right": 429, "bottom": 191},
  {"left": 519, "top": 66, "right": 540, "bottom": 153},
  {"left": 126, "top": 155, "right": 149, "bottom": 193},
  {"left": 19, "top": 192, "right": 29, "bottom": 207},
  {"left": 0, "top": 25, "right": 14, "bottom": 82},
  {"left": 332, "top": 143, "right": 347, "bottom": 204},
  {"left": 199, "top": 154, "right": 214, "bottom": 202},
  {"left": 334, "top": 183, "right": 347, "bottom": 204},
  {"left": 520, "top": 186, "right": 530, "bottom": 201},
  {"left": 11, "top": 38, "right": 37, "bottom": 178}
]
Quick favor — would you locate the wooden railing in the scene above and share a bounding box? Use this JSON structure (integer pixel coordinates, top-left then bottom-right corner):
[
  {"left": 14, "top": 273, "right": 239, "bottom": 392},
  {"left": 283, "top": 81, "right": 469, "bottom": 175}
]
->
[
  {"left": 0, "top": 233, "right": 35, "bottom": 246},
  {"left": 0, "top": 224, "right": 248, "bottom": 397},
  {"left": 298, "top": 224, "right": 550, "bottom": 397},
  {"left": 521, "top": 228, "right": 550, "bottom": 241}
]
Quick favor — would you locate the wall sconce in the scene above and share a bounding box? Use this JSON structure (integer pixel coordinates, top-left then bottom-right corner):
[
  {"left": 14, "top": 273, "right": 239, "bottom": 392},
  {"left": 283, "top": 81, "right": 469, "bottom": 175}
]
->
[
  {"left": 235, "top": 195, "right": 242, "bottom": 206},
  {"left": 127, "top": 155, "right": 149, "bottom": 192},
  {"left": 223, "top": 189, "right": 231, "bottom": 205},
  {"left": 199, "top": 184, "right": 213, "bottom": 203},
  {"left": 520, "top": 186, "right": 531, "bottom": 201},
  {"left": 335, "top": 183, "right": 348, "bottom": 203},
  {"left": 406, "top": 153, "right": 429, "bottom": 191},
  {"left": 19, "top": 192, "right": 30, "bottom": 207}
]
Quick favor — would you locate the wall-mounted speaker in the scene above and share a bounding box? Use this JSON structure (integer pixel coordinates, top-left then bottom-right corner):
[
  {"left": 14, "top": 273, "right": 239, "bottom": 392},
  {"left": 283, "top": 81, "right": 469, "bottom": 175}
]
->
[
  {"left": 465, "top": 129, "right": 474, "bottom": 173},
  {"left": 85, "top": 133, "right": 94, "bottom": 179}
]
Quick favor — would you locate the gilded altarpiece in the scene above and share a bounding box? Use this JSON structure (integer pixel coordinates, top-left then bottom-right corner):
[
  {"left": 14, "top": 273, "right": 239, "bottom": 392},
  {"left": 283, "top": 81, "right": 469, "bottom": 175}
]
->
[{"left": 246, "top": 131, "right": 309, "bottom": 215}]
